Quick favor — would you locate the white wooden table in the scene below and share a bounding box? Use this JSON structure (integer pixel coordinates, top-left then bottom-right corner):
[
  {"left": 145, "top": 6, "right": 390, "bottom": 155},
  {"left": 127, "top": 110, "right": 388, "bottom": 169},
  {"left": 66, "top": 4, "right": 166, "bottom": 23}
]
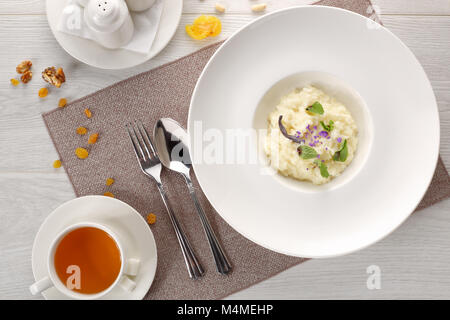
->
[{"left": 0, "top": 0, "right": 449, "bottom": 299}]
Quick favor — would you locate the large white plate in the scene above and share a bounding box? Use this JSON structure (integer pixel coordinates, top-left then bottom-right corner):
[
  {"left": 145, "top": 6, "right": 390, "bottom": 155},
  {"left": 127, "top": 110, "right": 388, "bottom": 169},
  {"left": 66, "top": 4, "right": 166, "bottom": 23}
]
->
[
  {"left": 46, "top": 0, "right": 182, "bottom": 69},
  {"left": 188, "top": 6, "right": 440, "bottom": 258}
]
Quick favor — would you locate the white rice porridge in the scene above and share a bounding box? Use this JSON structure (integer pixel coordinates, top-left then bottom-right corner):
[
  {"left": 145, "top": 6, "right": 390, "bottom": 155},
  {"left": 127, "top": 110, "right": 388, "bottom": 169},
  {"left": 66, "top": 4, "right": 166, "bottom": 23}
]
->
[{"left": 265, "top": 86, "right": 358, "bottom": 185}]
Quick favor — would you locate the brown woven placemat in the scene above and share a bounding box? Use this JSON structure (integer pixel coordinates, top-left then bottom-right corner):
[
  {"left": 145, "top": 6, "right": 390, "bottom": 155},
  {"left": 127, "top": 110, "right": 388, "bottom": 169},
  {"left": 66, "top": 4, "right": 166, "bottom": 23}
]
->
[{"left": 43, "top": 0, "right": 450, "bottom": 299}]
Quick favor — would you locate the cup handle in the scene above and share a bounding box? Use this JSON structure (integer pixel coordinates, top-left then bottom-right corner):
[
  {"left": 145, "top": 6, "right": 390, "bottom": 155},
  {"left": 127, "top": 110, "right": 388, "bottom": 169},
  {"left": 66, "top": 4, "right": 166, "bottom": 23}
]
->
[
  {"left": 119, "top": 276, "right": 136, "bottom": 292},
  {"left": 29, "top": 276, "right": 53, "bottom": 295},
  {"left": 123, "top": 258, "right": 140, "bottom": 276},
  {"left": 76, "top": 0, "right": 90, "bottom": 7}
]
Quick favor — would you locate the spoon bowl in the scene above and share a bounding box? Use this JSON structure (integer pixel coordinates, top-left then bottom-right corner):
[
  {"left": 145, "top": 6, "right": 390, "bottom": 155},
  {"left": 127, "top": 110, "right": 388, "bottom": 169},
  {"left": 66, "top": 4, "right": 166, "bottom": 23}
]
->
[{"left": 154, "top": 118, "right": 191, "bottom": 176}]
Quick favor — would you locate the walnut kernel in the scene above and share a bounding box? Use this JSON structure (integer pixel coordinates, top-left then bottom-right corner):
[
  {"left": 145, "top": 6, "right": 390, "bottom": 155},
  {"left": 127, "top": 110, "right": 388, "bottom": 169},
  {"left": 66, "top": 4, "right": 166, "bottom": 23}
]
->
[
  {"left": 16, "top": 60, "right": 32, "bottom": 74},
  {"left": 21, "top": 71, "right": 32, "bottom": 83},
  {"left": 42, "top": 67, "right": 66, "bottom": 88}
]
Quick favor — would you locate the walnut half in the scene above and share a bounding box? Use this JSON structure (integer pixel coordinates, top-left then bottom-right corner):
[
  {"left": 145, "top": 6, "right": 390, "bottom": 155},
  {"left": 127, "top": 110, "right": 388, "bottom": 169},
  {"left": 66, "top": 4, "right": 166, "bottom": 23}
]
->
[
  {"left": 16, "top": 60, "right": 32, "bottom": 74},
  {"left": 42, "top": 67, "right": 66, "bottom": 88},
  {"left": 21, "top": 70, "right": 32, "bottom": 83}
]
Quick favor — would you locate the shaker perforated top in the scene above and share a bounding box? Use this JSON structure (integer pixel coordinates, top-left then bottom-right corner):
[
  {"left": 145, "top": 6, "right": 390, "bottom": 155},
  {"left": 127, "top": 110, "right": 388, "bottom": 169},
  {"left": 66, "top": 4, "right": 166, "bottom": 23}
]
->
[{"left": 85, "top": 0, "right": 129, "bottom": 32}]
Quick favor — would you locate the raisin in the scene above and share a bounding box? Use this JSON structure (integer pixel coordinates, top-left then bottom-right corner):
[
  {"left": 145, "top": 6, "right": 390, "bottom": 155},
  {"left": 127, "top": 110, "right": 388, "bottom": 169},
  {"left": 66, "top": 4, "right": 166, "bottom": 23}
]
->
[
  {"left": 58, "top": 98, "right": 67, "bottom": 108},
  {"left": 75, "top": 147, "right": 89, "bottom": 159},
  {"left": 146, "top": 213, "right": 157, "bottom": 225},
  {"left": 84, "top": 108, "right": 92, "bottom": 118},
  {"left": 38, "top": 87, "right": 48, "bottom": 98},
  {"left": 88, "top": 133, "right": 99, "bottom": 144},
  {"left": 53, "top": 160, "right": 62, "bottom": 168},
  {"left": 76, "top": 127, "right": 87, "bottom": 135}
]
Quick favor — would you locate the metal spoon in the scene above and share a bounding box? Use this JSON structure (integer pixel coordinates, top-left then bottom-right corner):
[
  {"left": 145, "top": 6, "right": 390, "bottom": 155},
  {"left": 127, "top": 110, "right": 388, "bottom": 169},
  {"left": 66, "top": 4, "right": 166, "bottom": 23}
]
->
[{"left": 154, "top": 118, "right": 232, "bottom": 275}]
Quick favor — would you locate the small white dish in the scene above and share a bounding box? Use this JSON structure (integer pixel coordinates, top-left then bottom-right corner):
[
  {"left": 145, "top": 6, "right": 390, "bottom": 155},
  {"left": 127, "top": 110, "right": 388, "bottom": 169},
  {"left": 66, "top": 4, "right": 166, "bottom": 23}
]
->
[
  {"left": 46, "top": 0, "right": 183, "bottom": 69},
  {"left": 31, "top": 196, "right": 157, "bottom": 300},
  {"left": 188, "top": 6, "right": 440, "bottom": 258}
]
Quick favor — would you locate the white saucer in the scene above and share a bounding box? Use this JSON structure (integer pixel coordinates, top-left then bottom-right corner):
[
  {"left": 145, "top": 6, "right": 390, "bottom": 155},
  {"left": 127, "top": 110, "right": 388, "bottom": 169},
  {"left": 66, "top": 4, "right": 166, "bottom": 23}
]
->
[
  {"left": 46, "top": 0, "right": 183, "bottom": 69},
  {"left": 31, "top": 196, "right": 157, "bottom": 300}
]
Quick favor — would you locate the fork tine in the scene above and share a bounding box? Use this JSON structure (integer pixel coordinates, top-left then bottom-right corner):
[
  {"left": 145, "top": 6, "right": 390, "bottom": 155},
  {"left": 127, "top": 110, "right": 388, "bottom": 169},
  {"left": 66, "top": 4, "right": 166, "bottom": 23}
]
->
[
  {"left": 131, "top": 122, "right": 149, "bottom": 161},
  {"left": 126, "top": 123, "right": 145, "bottom": 161},
  {"left": 132, "top": 122, "right": 151, "bottom": 161},
  {"left": 134, "top": 120, "right": 153, "bottom": 160},
  {"left": 136, "top": 120, "right": 158, "bottom": 155}
]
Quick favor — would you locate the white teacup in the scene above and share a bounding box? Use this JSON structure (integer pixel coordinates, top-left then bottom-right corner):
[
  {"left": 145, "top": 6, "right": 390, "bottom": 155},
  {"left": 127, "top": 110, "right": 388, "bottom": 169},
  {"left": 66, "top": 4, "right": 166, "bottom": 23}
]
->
[
  {"left": 77, "top": 0, "right": 134, "bottom": 49},
  {"left": 29, "top": 222, "right": 140, "bottom": 300},
  {"left": 125, "top": 0, "right": 156, "bottom": 12}
]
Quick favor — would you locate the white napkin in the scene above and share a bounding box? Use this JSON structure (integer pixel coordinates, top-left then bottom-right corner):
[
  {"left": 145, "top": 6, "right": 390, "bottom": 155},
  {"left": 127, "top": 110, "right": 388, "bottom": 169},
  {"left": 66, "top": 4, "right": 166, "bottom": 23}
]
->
[{"left": 57, "top": 0, "right": 164, "bottom": 54}]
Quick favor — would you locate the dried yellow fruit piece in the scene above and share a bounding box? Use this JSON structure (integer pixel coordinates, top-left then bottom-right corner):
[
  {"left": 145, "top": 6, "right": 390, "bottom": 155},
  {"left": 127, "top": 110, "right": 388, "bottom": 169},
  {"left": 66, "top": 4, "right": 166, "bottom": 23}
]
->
[
  {"left": 104, "top": 192, "right": 115, "bottom": 198},
  {"left": 53, "top": 160, "right": 62, "bottom": 168},
  {"left": 84, "top": 108, "right": 92, "bottom": 118},
  {"left": 88, "top": 133, "right": 99, "bottom": 144},
  {"left": 146, "top": 213, "right": 157, "bottom": 225},
  {"left": 16, "top": 60, "right": 32, "bottom": 74},
  {"left": 76, "top": 127, "right": 87, "bottom": 135},
  {"left": 106, "top": 178, "right": 115, "bottom": 186},
  {"left": 186, "top": 15, "right": 222, "bottom": 40},
  {"left": 186, "top": 25, "right": 208, "bottom": 40},
  {"left": 75, "top": 147, "right": 89, "bottom": 159},
  {"left": 38, "top": 87, "right": 48, "bottom": 98},
  {"left": 10, "top": 78, "right": 19, "bottom": 86},
  {"left": 58, "top": 98, "right": 67, "bottom": 108}
]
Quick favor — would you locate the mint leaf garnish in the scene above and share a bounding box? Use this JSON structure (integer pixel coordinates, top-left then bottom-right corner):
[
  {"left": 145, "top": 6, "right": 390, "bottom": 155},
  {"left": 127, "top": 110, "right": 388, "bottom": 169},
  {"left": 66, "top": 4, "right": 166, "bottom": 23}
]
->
[
  {"left": 297, "top": 145, "right": 317, "bottom": 159},
  {"left": 340, "top": 140, "right": 348, "bottom": 161},
  {"left": 306, "top": 101, "right": 324, "bottom": 115},
  {"left": 333, "top": 152, "right": 339, "bottom": 161},
  {"left": 333, "top": 139, "right": 348, "bottom": 162},
  {"left": 320, "top": 120, "right": 334, "bottom": 132},
  {"left": 319, "top": 162, "right": 329, "bottom": 178}
]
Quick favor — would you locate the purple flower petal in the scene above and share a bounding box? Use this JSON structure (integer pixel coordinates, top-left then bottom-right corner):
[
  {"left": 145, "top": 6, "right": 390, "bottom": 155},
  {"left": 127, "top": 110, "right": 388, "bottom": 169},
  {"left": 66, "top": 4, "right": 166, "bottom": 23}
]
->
[{"left": 337, "top": 137, "right": 342, "bottom": 143}]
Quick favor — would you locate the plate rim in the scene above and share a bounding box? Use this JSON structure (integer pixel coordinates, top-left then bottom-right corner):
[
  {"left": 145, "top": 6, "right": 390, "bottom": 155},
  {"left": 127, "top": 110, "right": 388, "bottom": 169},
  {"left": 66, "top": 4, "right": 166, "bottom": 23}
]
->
[{"left": 187, "top": 5, "right": 440, "bottom": 258}]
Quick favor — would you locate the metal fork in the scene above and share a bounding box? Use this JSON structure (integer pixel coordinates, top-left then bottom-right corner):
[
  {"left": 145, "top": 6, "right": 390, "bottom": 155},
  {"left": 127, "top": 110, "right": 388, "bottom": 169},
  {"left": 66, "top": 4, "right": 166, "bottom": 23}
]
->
[{"left": 126, "top": 121, "right": 204, "bottom": 279}]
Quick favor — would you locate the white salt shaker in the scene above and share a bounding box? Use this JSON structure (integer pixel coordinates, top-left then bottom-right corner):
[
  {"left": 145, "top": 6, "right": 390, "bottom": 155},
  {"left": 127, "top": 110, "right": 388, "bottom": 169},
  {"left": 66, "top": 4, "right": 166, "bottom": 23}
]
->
[
  {"left": 125, "top": 0, "right": 156, "bottom": 12},
  {"left": 76, "top": 0, "right": 134, "bottom": 49}
]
